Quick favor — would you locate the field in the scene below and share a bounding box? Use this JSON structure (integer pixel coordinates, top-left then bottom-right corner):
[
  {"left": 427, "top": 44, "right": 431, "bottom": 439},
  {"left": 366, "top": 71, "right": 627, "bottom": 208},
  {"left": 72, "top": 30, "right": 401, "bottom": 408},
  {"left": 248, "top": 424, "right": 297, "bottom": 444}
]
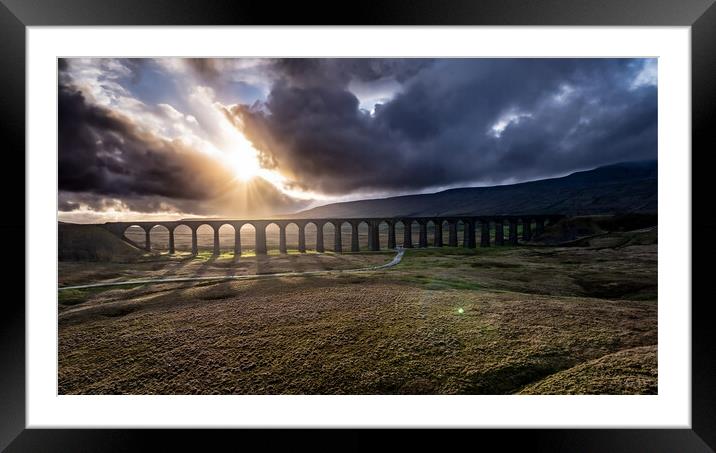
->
[{"left": 58, "top": 227, "right": 657, "bottom": 395}]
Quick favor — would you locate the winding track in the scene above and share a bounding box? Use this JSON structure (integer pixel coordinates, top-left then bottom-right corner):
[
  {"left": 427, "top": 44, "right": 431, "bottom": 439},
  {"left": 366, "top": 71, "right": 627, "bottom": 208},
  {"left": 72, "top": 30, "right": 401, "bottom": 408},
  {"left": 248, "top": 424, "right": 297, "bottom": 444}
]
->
[{"left": 58, "top": 247, "right": 405, "bottom": 291}]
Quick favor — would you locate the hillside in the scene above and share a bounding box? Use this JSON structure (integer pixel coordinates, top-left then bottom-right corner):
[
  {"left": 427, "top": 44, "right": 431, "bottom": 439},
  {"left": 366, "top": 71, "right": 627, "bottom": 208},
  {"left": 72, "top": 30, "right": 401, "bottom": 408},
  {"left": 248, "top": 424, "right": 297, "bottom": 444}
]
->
[
  {"left": 291, "top": 160, "right": 657, "bottom": 218},
  {"left": 59, "top": 222, "right": 143, "bottom": 262}
]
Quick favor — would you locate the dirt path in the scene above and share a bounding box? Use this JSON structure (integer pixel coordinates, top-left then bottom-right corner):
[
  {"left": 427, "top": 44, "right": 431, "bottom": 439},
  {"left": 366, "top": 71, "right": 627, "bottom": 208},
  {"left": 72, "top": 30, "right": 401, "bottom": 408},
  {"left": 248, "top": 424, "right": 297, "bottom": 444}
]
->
[{"left": 59, "top": 248, "right": 405, "bottom": 291}]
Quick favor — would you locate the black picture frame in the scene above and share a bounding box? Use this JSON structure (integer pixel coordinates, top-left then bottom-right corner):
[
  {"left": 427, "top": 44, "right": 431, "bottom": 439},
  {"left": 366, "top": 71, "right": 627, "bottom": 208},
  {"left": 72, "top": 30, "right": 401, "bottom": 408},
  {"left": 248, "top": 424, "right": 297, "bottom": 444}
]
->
[{"left": 3, "top": 0, "right": 715, "bottom": 450}]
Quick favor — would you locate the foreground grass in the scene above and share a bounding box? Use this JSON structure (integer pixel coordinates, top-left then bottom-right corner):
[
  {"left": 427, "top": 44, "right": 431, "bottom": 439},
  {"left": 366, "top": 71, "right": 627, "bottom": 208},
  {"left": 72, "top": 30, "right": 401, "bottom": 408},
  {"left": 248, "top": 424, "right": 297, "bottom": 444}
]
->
[
  {"left": 58, "top": 233, "right": 657, "bottom": 395},
  {"left": 389, "top": 242, "right": 657, "bottom": 301},
  {"left": 519, "top": 345, "right": 657, "bottom": 394},
  {"left": 58, "top": 275, "right": 656, "bottom": 395}
]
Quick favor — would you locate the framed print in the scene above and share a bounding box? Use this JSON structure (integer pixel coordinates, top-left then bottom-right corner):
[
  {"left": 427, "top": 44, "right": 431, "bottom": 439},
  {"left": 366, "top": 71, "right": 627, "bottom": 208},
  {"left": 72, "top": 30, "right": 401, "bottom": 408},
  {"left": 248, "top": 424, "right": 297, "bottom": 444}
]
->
[{"left": 4, "top": 0, "right": 716, "bottom": 450}]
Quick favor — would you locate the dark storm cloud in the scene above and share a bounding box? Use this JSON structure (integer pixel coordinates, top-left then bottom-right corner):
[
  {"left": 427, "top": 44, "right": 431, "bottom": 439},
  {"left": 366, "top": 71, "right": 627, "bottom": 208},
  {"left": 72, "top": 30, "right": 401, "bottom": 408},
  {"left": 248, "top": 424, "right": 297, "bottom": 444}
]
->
[
  {"left": 59, "top": 190, "right": 175, "bottom": 213},
  {"left": 59, "top": 84, "right": 235, "bottom": 199},
  {"left": 269, "top": 58, "right": 431, "bottom": 87},
  {"left": 231, "top": 58, "right": 657, "bottom": 194},
  {"left": 58, "top": 84, "right": 302, "bottom": 216}
]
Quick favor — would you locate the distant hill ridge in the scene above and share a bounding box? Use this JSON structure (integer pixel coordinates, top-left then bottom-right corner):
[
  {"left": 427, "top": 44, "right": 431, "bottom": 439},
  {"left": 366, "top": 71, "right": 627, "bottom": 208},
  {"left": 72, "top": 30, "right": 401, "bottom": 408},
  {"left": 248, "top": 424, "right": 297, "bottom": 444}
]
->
[{"left": 290, "top": 160, "right": 657, "bottom": 219}]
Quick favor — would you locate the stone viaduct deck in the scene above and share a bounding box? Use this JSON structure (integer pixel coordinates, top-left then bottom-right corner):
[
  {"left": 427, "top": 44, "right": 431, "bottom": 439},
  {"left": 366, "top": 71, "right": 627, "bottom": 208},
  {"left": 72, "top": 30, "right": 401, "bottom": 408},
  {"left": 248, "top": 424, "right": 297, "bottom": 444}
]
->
[{"left": 101, "top": 215, "right": 564, "bottom": 256}]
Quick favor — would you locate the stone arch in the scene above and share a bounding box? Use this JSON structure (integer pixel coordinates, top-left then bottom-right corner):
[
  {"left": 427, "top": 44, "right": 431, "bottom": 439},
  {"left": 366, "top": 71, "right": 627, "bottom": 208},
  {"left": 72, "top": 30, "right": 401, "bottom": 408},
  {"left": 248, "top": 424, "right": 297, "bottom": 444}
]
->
[
  {"left": 149, "top": 224, "right": 170, "bottom": 252},
  {"left": 265, "top": 222, "right": 281, "bottom": 254},
  {"left": 395, "top": 219, "right": 408, "bottom": 247},
  {"left": 123, "top": 224, "right": 148, "bottom": 250},
  {"left": 456, "top": 219, "right": 467, "bottom": 247},
  {"left": 173, "top": 224, "right": 192, "bottom": 253},
  {"left": 416, "top": 219, "right": 428, "bottom": 248},
  {"left": 383, "top": 220, "right": 397, "bottom": 249},
  {"left": 410, "top": 219, "right": 421, "bottom": 247},
  {"left": 445, "top": 219, "right": 458, "bottom": 247},
  {"left": 357, "top": 220, "right": 370, "bottom": 250},
  {"left": 365, "top": 220, "right": 380, "bottom": 251},
  {"left": 464, "top": 218, "right": 477, "bottom": 248},
  {"left": 285, "top": 222, "right": 300, "bottom": 253},
  {"left": 218, "top": 224, "right": 235, "bottom": 254},
  {"left": 438, "top": 219, "right": 449, "bottom": 247},
  {"left": 322, "top": 222, "right": 336, "bottom": 252},
  {"left": 195, "top": 223, "right": 214, "bottom": 254},
  {"left": 340, "top": 221, "right": 355, "bottom": 252},
  {"left": 239, "top": 223, "right": 256, "bottom": 256},
  {"left": 304, "top": 221, "right": 319, "bottom": 251},
  {"left": 335, "top": 220, "right": 347, "bottom": 253},
  {"left": 377, "top": 220, "right": 390, "bottom": 249},
  {"left": 427, "top": 219, "right": 442, "bottom": 247}
]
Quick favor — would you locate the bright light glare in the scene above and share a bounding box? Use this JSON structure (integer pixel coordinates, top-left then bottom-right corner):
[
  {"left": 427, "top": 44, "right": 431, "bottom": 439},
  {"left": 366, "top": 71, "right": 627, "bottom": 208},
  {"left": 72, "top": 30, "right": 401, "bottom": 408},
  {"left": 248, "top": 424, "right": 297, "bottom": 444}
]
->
[
  {"left": 220, "top": 119, "right": 328, "bottom": 201},
  {"left": 224, "top": 131, "right": 262, "bottom": 181},
  {"left": 226, "top": 148, "right": 261, "bottom": 181}
]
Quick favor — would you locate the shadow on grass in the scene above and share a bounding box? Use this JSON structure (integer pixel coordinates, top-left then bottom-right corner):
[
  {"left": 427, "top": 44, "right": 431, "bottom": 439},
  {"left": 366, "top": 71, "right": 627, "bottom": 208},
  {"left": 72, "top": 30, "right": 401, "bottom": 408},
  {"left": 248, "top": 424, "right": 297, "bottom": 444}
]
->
[{"left": 460, "top": 355, "right": 576, "bottom": 394}]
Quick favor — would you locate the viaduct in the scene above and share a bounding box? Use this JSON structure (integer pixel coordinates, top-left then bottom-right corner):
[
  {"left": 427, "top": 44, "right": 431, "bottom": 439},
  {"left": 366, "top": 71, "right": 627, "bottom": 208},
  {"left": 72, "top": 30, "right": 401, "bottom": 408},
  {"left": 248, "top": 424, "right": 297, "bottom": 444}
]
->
[{"left": 101, "top": 215, "right": 564, "bottom": 256}]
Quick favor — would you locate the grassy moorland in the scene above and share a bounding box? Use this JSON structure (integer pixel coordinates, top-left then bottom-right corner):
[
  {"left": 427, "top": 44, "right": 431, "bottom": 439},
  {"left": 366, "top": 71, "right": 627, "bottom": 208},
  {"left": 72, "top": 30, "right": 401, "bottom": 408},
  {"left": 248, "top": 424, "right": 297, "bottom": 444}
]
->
[
  {"left": 58, "top": 251, "right": 392, "bottom": 289},
  {"left": 58, "top": 226, "right": 657, "bottom": 395}
]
